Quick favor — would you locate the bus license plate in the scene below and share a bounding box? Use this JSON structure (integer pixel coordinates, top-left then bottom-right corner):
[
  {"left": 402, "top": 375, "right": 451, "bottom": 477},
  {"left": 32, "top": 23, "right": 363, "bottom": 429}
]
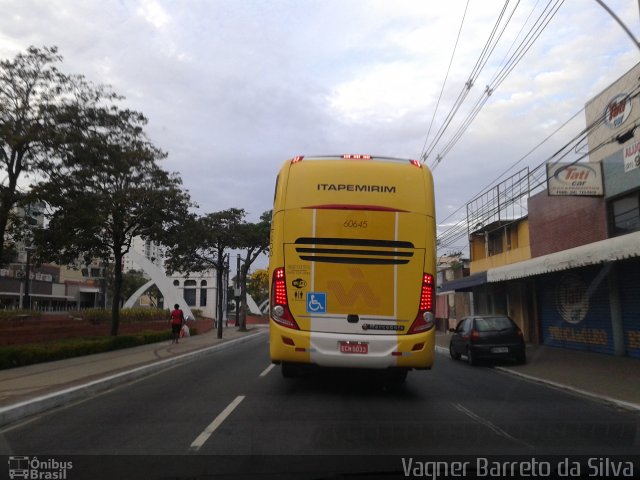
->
[{"left": 339, "top": 342, "right": 368, "bottom": 354}]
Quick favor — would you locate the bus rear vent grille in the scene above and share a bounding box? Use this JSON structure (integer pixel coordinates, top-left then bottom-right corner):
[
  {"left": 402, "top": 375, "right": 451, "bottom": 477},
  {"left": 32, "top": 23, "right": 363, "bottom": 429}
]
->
[{"left": 294, "top": 237, "right": 414, "bottom": 265}]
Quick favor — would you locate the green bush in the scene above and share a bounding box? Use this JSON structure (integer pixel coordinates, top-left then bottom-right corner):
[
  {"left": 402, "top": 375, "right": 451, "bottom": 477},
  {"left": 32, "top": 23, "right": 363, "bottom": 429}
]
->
[
  {"left": 78, "top": 307, "right": 166, "bottom": 325},
  {"left": 121, "top": 307, "right": 166, "bottom": 323},
  {"left": 0, "top": 310, "right": 43, "bottom": 322},
  {"left": 81, "top": 309, "right": 111, "bottom": 325},
  {"left": 0, "top": 330, "right": 175, "bottom": 370}
]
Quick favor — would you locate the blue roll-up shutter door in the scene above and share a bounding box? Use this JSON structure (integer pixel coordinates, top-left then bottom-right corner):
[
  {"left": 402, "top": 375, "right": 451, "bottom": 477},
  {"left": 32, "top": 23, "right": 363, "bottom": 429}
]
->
[
  {"left": 619, "top": 258, "right": 640, "bottom": 359},
  {"left": 538, "top": 266, "right": 614, "bottom": 355}
]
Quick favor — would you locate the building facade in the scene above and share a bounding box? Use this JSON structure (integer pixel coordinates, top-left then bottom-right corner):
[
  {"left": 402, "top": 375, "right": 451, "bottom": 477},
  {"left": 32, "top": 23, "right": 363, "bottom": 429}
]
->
[
  {"left": 167, "top": 269, "right": 224, "bottom": 322},
  {"left": 435, "top": 254, "right": 473, "bottom": 331},
  {"left": 123, "top": 237, "right": 164, "bottom": 273},
  {"left": 441, "top": 63, "right": 640, "bottom": 358}
]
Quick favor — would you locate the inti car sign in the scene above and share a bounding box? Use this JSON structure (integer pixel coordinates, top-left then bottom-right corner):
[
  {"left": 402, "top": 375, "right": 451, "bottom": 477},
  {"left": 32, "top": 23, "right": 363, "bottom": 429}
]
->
[{"left": 546, "top": 163, "right": 603, "bottom": 196}]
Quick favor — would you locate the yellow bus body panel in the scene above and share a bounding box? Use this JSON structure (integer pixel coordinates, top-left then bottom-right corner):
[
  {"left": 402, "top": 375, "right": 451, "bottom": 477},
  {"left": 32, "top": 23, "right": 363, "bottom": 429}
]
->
[{"left": 269, "top": 156, "right": 436, "bottom": 370}]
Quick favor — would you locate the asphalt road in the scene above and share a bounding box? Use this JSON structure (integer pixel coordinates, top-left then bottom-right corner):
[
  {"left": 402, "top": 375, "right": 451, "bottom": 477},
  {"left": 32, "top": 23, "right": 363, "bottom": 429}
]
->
[{"left": 1, "top": 332, "right": 638, "bottom": 478}]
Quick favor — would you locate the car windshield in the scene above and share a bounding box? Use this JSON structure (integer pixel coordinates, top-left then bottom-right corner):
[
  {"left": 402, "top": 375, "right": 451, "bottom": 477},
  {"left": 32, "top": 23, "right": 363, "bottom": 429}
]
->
[{"left": 475, "top": 316, "right": 513, "bottom": 332}]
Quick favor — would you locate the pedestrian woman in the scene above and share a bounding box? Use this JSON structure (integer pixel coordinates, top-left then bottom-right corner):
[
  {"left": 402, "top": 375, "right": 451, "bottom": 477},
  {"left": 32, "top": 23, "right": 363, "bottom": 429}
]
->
[{"left": 170, "top": 304, "right": 185, "bottom": 344}]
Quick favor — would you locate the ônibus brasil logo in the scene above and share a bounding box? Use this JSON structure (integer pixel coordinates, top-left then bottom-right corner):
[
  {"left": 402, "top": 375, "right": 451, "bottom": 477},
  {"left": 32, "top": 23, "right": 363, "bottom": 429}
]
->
[{"left": 8, "top": 456, "right": 73, "bottom": 479}]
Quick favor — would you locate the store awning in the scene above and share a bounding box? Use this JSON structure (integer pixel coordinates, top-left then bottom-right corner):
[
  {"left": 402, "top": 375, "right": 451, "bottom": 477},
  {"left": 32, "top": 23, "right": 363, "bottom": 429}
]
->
[
  {"left": 488, "top": 231, "right": 640, "bottom": 282},
  {"left": 79, "top": 287, "right": 100, "bottom": 293},
  {"left": 439, "top": 271, "right": 488, "bottom": 292}
]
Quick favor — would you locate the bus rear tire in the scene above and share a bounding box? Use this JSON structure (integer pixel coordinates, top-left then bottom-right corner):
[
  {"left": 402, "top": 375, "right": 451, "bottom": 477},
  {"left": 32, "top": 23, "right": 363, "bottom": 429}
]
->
[
  {"left": 386, "top": 368, "right": 408, "bottom": 385},
  {"left": 282, "top": 362, "right": 298, "bottom": 378}
]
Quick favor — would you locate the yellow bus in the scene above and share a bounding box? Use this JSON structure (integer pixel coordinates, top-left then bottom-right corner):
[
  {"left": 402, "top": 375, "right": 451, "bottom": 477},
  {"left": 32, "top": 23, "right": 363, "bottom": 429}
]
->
[{"left": 268, "top": 154, "right": 437, "bottom": 382}]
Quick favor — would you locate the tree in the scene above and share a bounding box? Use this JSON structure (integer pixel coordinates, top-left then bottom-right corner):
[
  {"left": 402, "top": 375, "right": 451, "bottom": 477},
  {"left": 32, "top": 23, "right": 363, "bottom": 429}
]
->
[
  {"left": 114, "top": 269, "right": 163, "bottom": 308},
  {"left": 120, "top": 269, "right": 148, "bottom": 307},
  {"left": 235, "top": 210, "right": 271, "bottom": 330},
  {"left": 33, "top": 104, "right": 192, "bottom": 336},
  {"left": 164, "top": 208, "right": 245, "bottom": 338},
  {"left": 247, "top": 268, "right": 268, "bottom": 307},
  {"left": 0, "top": 46, "right": 114, "bottom": 265}
]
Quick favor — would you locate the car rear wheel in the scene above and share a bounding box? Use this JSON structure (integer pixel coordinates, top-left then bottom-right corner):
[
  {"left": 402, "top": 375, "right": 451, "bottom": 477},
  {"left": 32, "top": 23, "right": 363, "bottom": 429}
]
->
[
  {"left": 466, "top": 347, "right": 477, "bottom": 366},
  {"left": 449, "top": 344, "right": 461, "bottom": 360}
]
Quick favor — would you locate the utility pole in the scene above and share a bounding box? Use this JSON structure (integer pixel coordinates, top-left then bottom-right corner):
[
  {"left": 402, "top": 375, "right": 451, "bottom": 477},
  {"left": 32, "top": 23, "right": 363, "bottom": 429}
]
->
[
  {"left": 23, "top": 248, "right": 31, "bottom": 310},
  {"left": 235, "top": 254, "right": 240, "bottom": 328},
  {"left": 216, "top": 255, "right": 228, "bottom": 339}
]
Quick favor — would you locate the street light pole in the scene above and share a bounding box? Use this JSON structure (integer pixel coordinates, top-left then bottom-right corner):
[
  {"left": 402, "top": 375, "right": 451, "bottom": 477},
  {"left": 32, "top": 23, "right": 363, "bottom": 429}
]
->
[{"left": 594, "top": 0, "right": 640, "bottom": 51}]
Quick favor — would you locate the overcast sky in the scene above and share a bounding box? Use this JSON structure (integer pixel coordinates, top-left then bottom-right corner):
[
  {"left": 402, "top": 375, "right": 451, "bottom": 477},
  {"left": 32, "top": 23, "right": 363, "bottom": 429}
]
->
[{"left": 2, "top": 0, "right": 639, "bottom": 259}]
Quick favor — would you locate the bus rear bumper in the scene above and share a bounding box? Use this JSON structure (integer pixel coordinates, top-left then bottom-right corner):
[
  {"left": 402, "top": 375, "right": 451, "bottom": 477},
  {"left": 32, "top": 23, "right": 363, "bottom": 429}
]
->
[{"left": 269, "top": 321, "right": 435, "bottom": 369}]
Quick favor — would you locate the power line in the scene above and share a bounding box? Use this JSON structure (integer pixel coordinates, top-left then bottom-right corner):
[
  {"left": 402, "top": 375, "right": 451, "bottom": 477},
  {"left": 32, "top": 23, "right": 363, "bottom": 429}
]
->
[
  {"left": 437, "top": 104, "right": 584, "bottom": 230},
  {"left": 432, "top": 0, "right": 565, "bottom": 168},
  {"left": 435, "top": 101, "right": 639, "bottom": 251},
  {"left": 420, "top": 0, "right": 470, "bottom": 162},
  {"left": 421, "top": 0, "right": 516, "bottom": 167},
  {"left": 436, "top": 82, "right": 640, "bottom": 246}
]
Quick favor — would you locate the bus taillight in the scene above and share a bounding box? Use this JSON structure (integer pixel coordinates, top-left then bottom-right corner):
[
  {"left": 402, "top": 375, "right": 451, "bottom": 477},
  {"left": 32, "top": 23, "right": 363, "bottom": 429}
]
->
[
  {"left": 271, "top": 267, "right": 299, "bottom": 330},
  {"left": 408, "top": 273, "right": 435, "bottom": 334}
]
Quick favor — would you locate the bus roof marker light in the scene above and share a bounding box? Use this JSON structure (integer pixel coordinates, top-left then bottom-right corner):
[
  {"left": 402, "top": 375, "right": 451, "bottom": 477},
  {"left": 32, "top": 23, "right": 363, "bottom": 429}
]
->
[
  {"left": 292, "top": 156, "right": 304, "bottom": 164},
  {"left": 410, "top": 159, "right": 422, "bottom": 168},
  {"left": 342, "top": 154, "right": 372, "bottom": 160}
]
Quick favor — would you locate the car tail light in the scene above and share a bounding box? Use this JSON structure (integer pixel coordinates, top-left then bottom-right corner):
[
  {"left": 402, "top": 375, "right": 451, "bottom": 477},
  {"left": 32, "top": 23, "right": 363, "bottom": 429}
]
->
[
  {"left": 270, "top": 267, "right": 299, "bottom": 329},
  {"left": 408, "top": 273, "right": 435, "bottom": 334},
  {"left": 470, "top": 329, "right": 480, "bottom": 342}
]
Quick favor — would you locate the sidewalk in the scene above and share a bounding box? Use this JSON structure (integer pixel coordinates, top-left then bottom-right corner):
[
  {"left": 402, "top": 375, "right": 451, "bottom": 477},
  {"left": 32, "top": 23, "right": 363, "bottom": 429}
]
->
[
  {"left": 0, "top": 327, "right": 638, "bottom": 428},
  {"left": 435, "top": 332, "right": 640, "bottom": 411},
  {"left": 0, "top": 325, "right": 267, "bottom": 427}
]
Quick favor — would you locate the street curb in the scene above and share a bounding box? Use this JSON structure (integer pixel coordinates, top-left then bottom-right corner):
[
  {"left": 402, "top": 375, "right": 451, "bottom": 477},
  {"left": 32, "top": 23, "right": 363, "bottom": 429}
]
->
[
  {"left": 435, "top": 345, "right": 640, "bottom": 413},
  {"left": 0, "top": 330, "right": 266, "bottom": 428},
  {"left": 492, "top": 366, "right": 640, "bottom": 413}
]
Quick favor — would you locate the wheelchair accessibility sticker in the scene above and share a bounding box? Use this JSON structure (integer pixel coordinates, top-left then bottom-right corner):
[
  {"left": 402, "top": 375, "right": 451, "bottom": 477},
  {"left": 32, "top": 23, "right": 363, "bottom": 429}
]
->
[{"left": 306, "top": 292, "right": 326, "bottom": 314}]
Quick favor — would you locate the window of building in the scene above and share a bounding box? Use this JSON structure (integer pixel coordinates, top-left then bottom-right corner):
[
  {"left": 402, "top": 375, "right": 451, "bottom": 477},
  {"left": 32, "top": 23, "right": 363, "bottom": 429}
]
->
[
  {"left": 200, "top": 289, "right": 207, "bottom": 307},
  {"left": 173, "top": 280, "right": 180, "bottom": 286},
  {"left": 199, "top": 280, "right": 208, "bottom": 307},
  {"left": 487, "top": 230, "right": 503, "bottom": 256},
  {"left": 611, "top": 191, "right": 640, "bottom": 236},
  {"left": 183, "top": 279, "right": 197, "bottom": 306},
  {"left": 505, "top": 224, "right": 518, "bottom": 250}
]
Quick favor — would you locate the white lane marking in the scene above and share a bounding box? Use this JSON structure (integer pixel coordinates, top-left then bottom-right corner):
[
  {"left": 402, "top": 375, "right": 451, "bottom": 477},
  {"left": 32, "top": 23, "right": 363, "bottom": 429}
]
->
[
  {"left": 454, "top": 403, "right": 532, "bottom": 448},
  {"left": 259, "top": 364, "right": 275, "bottom": 377},
  {"left": 190, "top": 395, "right": 245, "bottom": 451}
]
